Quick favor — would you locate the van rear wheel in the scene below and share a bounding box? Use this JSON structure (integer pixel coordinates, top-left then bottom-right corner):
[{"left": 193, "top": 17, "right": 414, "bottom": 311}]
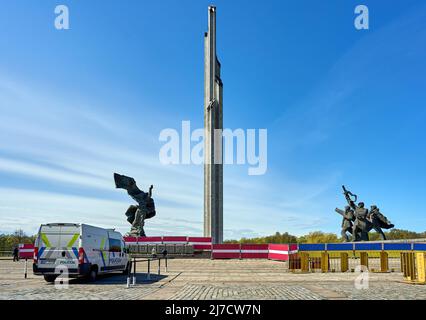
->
[
  {"left": 88, "top": 267, "right": 98, "bottom": 282},
  {"left": 44, "top": 275, "right": 57, "bottom": 283}
]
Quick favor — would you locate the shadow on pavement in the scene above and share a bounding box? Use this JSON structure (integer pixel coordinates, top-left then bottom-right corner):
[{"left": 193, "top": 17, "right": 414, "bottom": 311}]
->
[{"left": 57, "top": 273, "right": 168, "bottom": 285}]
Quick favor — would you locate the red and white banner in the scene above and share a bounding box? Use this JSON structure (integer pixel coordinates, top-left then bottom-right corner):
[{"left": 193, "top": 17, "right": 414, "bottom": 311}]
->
[
  {"left": 138, "top": 236, "right": 163, "bottom": 244},
  {"left": 123, "top": 236, "right": 138, "bottom": 244},
  {"left": 241, "top": 244, "right": 269, "bottom": 259},
  {"left": 124, "top": 236, "right": 213, "bottom": 250},
  {"left": 19, "top": 244, "right": 34, "bottom": 259},
  {"left": 162, "top": 236, "right": 188, "bottom": 244},
  {"left": 212, "top": 244, "right": 241, "bottom": 259},
  {"left": 124, "top": 236, "right": 163, "bottom": 245},
  {"left": 188, "top": 237, "right": 212, "bottom": 251},
  {"left": 268, "top": 244, "right": 298, "bottom": 261},
  {"left": 123, "top": 237, "right": 299, "bottom": 261}
]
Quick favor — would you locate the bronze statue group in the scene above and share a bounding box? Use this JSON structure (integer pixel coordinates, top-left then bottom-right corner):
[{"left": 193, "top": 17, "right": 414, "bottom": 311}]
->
[
  {"left": 114, "top": 173, "right": 156, "bottom": 237},
  {"left": 113, "top": 175, "right": 394, "bottom": 243},
  {"left": 336, "top": 186, "right": 394, "bottom": 242}
]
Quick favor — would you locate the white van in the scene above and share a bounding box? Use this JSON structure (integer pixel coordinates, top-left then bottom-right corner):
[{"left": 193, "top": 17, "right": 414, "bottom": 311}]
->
[{"left": 33, "top": 223, "right": 130, "bottom": 282}]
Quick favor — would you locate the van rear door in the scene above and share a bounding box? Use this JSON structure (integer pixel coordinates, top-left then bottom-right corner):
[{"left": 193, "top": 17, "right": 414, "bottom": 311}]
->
[{"left": 37, "top": 224, "right": 80, "bottom": 271}]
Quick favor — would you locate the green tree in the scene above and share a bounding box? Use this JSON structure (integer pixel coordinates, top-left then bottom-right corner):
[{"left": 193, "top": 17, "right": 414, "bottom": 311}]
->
[
  {"left": 0, "top": 230, "right": 36, "bottom": 253},
  {"left": 298, "top": 231, "right": 339, "bottom": 244}
]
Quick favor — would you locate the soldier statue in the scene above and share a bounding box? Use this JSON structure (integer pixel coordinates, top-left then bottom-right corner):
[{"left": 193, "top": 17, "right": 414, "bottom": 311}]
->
[
  {"left": 335, "top": 206, "right": 355, "bottom": 242},
  {"left": 351, "top": 202, "right": 370, "bottom": 241},
  {"left": 368, "top": 205, "right": 394, "bottom": 240},
  {"left": 114, "top": 173, "right": 156, "bottom": 237},
  {"left": 337, "top": 186, "right": 394, "bottom": 242}
]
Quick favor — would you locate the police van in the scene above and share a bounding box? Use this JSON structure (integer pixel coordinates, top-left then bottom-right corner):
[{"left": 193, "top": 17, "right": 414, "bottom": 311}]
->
[{"left": 33, "top": 223, "right": 130, "bottom": 282}]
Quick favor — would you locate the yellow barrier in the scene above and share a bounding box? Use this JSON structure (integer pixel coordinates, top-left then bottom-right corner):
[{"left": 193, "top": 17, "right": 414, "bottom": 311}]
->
[
  {"left": 288, "top": 249, "right": 425, "bottom": 283},
  {"left": 401, "top": 252, "right": 426, "bottom": 285},
  {"left": 321, "top": 252, "right": 329, "bottom": 273},
  {"left": 380, "top": 252, "right": 389, "bottom": 272},
  {"left": 416, "top": 252, "right": 425, "bottom": 283},
  {"left": 341, "top": 252, "right": 349, "bottom": 272},
  {"left": 287, "top": 244, "right": 426, "bottom": 283},
  {"left": 360, "top": 252, "right": 368, "bottom": 269},
  {"left": 300, "top": 252, "right": 309, "bottom": 273}
]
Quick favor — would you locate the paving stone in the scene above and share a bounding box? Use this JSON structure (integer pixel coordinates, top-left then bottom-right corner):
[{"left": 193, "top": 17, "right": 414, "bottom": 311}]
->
[{"left": 1, "top": 259, "right": 424, "bottom": 300}]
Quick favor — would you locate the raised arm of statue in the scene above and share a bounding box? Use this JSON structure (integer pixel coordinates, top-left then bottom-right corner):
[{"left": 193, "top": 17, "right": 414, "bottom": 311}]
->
[
  {"left": 335, "top": 208, "right": 345, "bottom": 217},
  {"left": 114, "top": 173, "right": 141, "bottom": 193},
  {"left": 342, "top": 186, "right": 357, "bottom": 210},
  {"left": 114, "top": 173, "right": 147, "bottom": 205}
]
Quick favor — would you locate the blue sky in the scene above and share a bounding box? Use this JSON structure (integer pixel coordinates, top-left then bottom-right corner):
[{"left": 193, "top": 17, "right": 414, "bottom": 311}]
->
[{"left": 0, "top": 0, "right": 425, "bottom": 238}]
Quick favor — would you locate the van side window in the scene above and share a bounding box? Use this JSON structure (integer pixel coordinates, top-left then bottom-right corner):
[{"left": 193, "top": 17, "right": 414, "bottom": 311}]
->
[{"left": 109, "top": 239, "right": 121, "bottom": 252}]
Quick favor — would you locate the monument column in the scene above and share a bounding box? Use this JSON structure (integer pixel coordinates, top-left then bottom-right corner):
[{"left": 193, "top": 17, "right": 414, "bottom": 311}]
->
[{"left": 204, "top": 6, "right": 223, "bottom": 244}]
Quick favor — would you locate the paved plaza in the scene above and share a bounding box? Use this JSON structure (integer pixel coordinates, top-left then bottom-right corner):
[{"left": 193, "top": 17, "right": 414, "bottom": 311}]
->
[{"left": 0, "top": 258, "right": 425, "bottom": 300}]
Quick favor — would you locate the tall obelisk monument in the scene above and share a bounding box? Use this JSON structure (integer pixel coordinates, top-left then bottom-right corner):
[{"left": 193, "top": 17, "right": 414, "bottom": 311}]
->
[{"left": 204, "top": 6, "right": 223, "bottom": 244}]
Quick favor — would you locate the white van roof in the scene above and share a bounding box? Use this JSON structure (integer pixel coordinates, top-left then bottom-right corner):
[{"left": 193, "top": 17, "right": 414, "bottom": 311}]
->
[
  {"left": 40, "top": 223, "right": 122, "bottom": 237},
  {"left": 43, "top": 223, "right": 80, "bottom": 227}
]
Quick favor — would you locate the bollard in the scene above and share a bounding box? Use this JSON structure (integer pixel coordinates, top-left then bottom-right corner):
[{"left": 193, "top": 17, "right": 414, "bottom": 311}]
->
[
  {"left": 360, "top": 252, "right": 368, "bottom": 270},
  {"left": 158, "top": 258, "right": 161, "bottom": 275},
  {"left": 341, "top": 253, "right": 349, "bottom": 272},
  {"left": 24, "top": 259, "right": 28, "bottom": 279},
  {"left": 410, "top": 252, "right": 416, "bottom": 280},
  {"left": 147, "top": 259, "right": 151, "bottom": 280},
  {"left": 162, "top": 250, "right": 168, "bottom": 273},
  {"left": 401, "top": 252, "right": 409, "bottom": 278},
  {"left": 402, "top": 252, "right": 410, "bottom": 278},
  {"left": 126, "top": 258, "right": 132, "bottom": 288},
  {"left": 321, "top": 252, "right": 329, "bottom": 273},
  {"left": 300, "top": 253, "right": 309, "bottom": 273},
  {"left": 132, "top": 258, "right": 136, "bottom": 285},
  {"left": 380, "top": 251, "right": 389, "bottom": 273}
]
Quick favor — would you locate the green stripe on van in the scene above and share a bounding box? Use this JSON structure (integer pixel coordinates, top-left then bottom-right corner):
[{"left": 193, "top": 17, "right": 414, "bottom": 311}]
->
[
  {"left": 100, "top": 238, "right": 107, "bottom": 264},
  {"left": 41, "top": 233, "right": 52, "bottom": 247},
  {"left": 66, "top": 233, "right": 80, "bottom": 248}
]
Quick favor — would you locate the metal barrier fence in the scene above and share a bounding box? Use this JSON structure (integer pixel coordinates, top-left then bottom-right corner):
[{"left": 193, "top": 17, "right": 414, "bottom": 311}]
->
[
  {"left": 124, "top": 236, "right": 212, "bottom": 252},
  {"left": 128, "top": 243, "right": 195, "bottom": 256},
  {"left": 125, "top": 256, "right": 169, "bottom": 288},
  {"left": 212, "top": 244, "right": 296, "bottom": 260},
  {"left": 0, "top": 250, "right": 12, "bottom": 257}
]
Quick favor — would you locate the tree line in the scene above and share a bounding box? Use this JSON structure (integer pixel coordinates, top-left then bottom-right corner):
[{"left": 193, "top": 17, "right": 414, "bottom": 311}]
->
[
  {"left": 0, "top": 230, "right": 36, "bottom": 252},
  {"left": 1, "top": 228, "right": 425, "bottom": 251}
]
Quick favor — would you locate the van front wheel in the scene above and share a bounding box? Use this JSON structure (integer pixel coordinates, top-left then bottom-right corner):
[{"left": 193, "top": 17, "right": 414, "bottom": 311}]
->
[{"left": 44, "top": 275, "right": 57, "bottom": 283}]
